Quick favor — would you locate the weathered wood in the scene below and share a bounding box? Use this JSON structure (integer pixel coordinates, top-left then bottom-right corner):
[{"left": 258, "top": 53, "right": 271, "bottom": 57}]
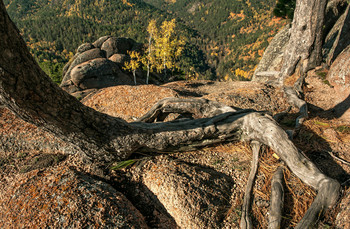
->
[
  {"left": 136, "top": 97, "right": 238, "bottom": 123},
  {"left": 284, "top": 86, "right": 308, "bottom": 129},
  {"left": 279, "top": 0, "right": 327, "bottom": 83},
  {"left": 268, "top": 167, "right": 284, "bottom": 229},
  {"left": 240, "top": 141, "right": 260, "bottom": 229},
  {"left": 241, "top": 113, "right": 340, "bottom": 229}
]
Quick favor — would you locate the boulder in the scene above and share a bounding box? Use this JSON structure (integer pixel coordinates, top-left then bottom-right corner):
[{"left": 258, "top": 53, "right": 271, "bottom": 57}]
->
[
  {"left": 252, "top": 25, "right": 290, "bottom": 83},
  {"left": 327, "top": 45, "right": 350, "bottom": 121},
  {"left": 81, "top": 85, "right": 179, "bottom": 121},
  {"left": 135, "top": 156, "right": 234, "bottom": 229},
  {"left": 61, "top": 48, "right": 106, "bottom": 85},
  {"left": 70, "top": 58, "right": 135, "bottom": 90},
  {"left": 0, "top": 167, "right": 148, "bottom": 228},
  {"left": 101, "top": 37, "right": 136, "bottom": 57},
  {"left": 92, "top": 35, "right": 111, "bottom": 48},
  {"left": 131, "top": 42, "right": 144, "bottom": 52},
  {"left": 109, "top": 53, "right": 130, "bottom": 65},
  {"left": 76, "top": 42, "right": 95, "bottom": 53}
]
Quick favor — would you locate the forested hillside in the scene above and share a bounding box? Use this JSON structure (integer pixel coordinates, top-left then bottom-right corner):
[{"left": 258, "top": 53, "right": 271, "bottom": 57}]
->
[
  {"left": 4, "top": 0, "right": 210, "bottom": 82},
  {"left": 143, "top": 0, "right": 288, "bottom": 79},
  {"left": 4, "top": 0, "right": 287, "bottom": 82}
]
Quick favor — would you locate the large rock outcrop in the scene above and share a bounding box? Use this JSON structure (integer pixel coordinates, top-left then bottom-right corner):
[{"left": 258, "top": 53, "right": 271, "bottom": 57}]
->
[
  {"left": 82, "top": 85, "right": 179, "bottom": 121},
  {"left": 60, "top": 36, "right": 142, "bottom": 97},
  {"left": 1, "top": 80, "right": 349, "bottom": 227},
  {"left": 327, "top": 44, "right": 350, "bottom": 121},
  {"left": 0, "top": 166, "right": 148, "bottom": 228}
]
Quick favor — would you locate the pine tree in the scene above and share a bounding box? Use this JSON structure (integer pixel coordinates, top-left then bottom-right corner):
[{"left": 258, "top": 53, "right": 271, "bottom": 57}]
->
[{"left": 273, "top": 0, "right": 296, "bottom": 19}]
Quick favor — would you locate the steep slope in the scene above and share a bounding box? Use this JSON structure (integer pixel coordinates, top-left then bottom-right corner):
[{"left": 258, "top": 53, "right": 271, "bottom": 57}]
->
[{"left": 143, "top": 0, "right": 288, "bottom": 79}]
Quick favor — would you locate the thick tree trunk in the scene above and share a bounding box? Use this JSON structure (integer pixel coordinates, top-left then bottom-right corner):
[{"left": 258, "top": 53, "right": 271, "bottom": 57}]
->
[
  {"left": 0, "top": 1, "right": 340, "bottom": 227},
  {"left": 278, "top": 0, "right": 326, "bottom": 129},
  {"left": 279, "top": 0, "right": 327, "bottom": 83}
]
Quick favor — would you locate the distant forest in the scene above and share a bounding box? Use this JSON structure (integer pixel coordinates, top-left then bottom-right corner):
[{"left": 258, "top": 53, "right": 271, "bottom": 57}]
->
[{"left": 4, "top": 0, "right": 288, "bottom": 83}]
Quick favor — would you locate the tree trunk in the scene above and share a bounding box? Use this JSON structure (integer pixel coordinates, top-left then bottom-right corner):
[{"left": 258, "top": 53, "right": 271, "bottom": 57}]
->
[
  {"left": 147, "top": 33, "right": 152, "bottom": 84},
  {"left": 279, "top": 0, "right": 327, "bottom": 83},
  {"left": 0, "top": 1, "right": 340, "bottom": 227},
  {"left": 278, "top": 0, "right": 326, "bottom": 129},
  {"left": 133, "top": 69, "right": 137, "bottom": 85}
]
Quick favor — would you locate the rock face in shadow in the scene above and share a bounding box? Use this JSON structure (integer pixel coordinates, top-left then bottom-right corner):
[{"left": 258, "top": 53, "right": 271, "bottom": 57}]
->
[
  {"left": 60, "top": 36, "right": 142, "bottom": 97},
  {"left": 101, "top": 37, "right": 136, "bottom": 57},
  {"left": 0, "top": 167, "right": 148, "bottom": 228}
]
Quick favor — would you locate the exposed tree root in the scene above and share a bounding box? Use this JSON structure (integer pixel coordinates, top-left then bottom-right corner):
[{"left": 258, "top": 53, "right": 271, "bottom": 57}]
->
[
  {"left": 284, "top": 86, "right": 308, "bottom": 129},
  {"left": 136, "top": 97, "right": 239, "bottom": 122},
  {"left": 240, "top": 141, "right": 260, "bottom": 229},
  {"left": 134, "top": 98, "right": 340, "bottom": 228},
  {"left": 268, "top": 167, "right": 284, "bottom": 229}
]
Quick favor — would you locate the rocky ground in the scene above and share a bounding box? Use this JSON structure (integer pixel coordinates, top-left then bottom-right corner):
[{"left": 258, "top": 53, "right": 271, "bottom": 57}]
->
[{"left": 0, "top": 73, "right": 349, "bottom": 228}]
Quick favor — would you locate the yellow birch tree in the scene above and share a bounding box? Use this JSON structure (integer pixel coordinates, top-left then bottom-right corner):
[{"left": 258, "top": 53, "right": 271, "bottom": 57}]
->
[
  {"left": 123, "top": 51, "right": 141, "bottom": 85},
  {"left": 145, "top": 19, "right": 185, "bottom": 80}
]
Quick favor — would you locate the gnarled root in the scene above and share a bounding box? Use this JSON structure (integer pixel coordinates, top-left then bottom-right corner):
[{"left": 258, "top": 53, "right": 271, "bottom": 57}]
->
[
  {"left": 136, "top": 97, "right": 238, "bottom": 122},
  {"left": 284, "top": 86, "right": 308, "bottom": 130},
  {"left": 136, "top": 98, "right": 340, "bottom": 228}
]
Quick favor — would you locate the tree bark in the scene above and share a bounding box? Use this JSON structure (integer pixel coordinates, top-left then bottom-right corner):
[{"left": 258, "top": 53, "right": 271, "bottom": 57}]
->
[
  {"left": 0, "top": 1, "right": 340, "bottom": 227},
  {"left": 279, "top": 0, "right": 327, "bottom": 83}
]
